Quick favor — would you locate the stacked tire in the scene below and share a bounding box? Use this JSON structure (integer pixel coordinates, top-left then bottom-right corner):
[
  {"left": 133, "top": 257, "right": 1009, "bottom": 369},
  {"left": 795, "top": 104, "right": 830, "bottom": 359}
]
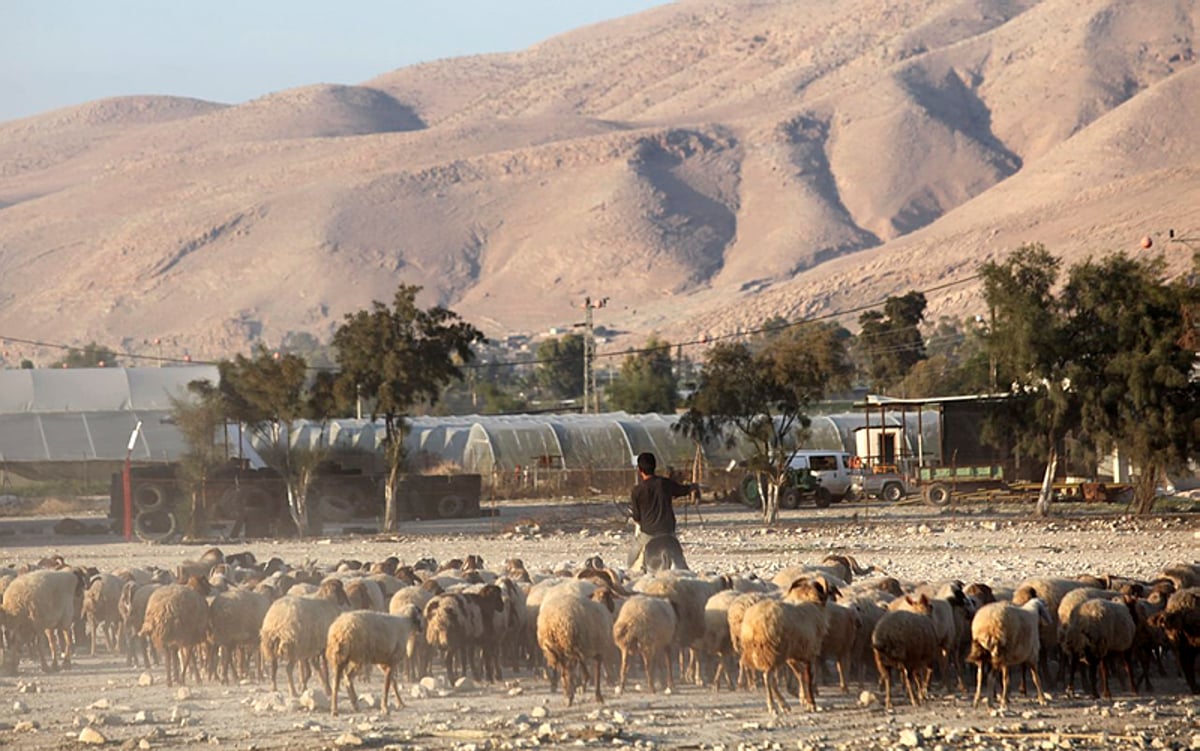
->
[{"left": 132, "top": 482, "right": 178, "bottom": 542}]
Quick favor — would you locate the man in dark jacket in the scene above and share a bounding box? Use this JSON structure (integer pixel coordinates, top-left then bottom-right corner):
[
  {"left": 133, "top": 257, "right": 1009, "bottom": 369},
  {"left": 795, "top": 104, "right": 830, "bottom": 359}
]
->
[{"left": 627, "top": 451, "right": 696, "bottom": 571}]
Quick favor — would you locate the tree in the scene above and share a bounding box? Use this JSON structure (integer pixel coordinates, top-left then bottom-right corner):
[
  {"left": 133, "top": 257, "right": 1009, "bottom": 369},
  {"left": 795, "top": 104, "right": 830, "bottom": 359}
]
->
[
  {"left": 170, "top": 382, "right": 228, "bottom": 539},
  {"left": 676, "top": 322, "right": 853, "bottom": 524},
  {"left": 535, "top": 334, "right": 585, "bottom": 401},
  {"left": 979, "top": 244, "right": 1073, "bottom": 517},
  {"left": 1060, "top": 253, "right": 1200, "bottom": 513},
  {"left": 607, "top": 337, "right": 678, "bottom": 414},
  {"left": 857, "top": 292, "right": 927, "bottom": 390},
  {"left": 331, "top": 284, "right": 484, "bottom": 531},
  {"left": 52, "top": 341, "right": 120, "bottom": 368},
  {"left": 216, "top": 347, "right": 329, "bottom": 537},
  {"left": 892, "top": 316, "right": 991, "bottom": 397}
]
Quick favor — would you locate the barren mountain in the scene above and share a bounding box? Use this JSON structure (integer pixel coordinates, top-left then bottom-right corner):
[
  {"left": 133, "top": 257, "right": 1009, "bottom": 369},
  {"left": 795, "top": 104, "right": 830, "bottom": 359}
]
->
[{"left": 1, "top": 0, "right": 1198, "bottom": 364}]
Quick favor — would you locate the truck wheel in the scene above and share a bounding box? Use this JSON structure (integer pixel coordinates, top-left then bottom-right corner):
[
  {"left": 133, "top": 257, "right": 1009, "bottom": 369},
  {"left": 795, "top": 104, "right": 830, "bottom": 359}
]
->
[
  {"left": 134, "top": 483, "right": 169, "bottom": 512},
  {"left": 882, "top": 482, "right": 904, "bottom": 503},
  {"left": 134, "top": 509, "right": 177, "bottom": 542},
  {"left": 316, "top": 491, "right": 357, "bottom": 523},
  {"left": 924, "top": 483, "right": 951, "bottom": 506},
  {"left": 814, "top": 486, "right": 832, "bottom": 509},
  {"left": 436, "top": 495, "right": 465, "bottom": 519},
  {"left": 739, "top": 475, "right": 764, "bottom": 509},
  {"left": 779, "top": 487, "right": 801, "bottom": 510}
]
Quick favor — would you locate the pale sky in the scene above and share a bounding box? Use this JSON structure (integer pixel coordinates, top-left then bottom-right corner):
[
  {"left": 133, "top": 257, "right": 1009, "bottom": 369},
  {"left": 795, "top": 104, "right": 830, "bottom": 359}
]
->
[{"left": 0, "top": 1, "right": 672, "bottom": 122}]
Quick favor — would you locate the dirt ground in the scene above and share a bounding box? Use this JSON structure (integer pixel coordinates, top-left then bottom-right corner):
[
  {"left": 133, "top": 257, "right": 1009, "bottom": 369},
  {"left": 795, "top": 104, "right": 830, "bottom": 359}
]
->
[{"left": 1, "top": 497, "right": 1198, "bottom": 751}]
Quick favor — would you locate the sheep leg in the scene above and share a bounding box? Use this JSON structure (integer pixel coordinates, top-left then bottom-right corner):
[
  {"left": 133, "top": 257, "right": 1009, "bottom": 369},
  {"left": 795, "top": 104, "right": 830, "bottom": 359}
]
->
[
  {"left": 286, "top": 659, "right": 300, "bottom": 698},
  {"left": 641, "top": 650, "right": 656, "bottom": 693},
  {"left": 973, "top": 659, "right": 987, "bottom": 707},
  {"left": 1027, "top": 661, "right": 1046, "bottom": 705},
  {"left": 874, "top": 651, "right": 894, "bottom": 710},
  {"left": 663, "top": 647, "right": 675, "bottom": 693},
  {"left": 562, "top": 662, "right": 576, "bottom": 706},
  {"left": 1120, "top": 650, "right": 1137, "bottom": 696},
  {"left": 835, "top": 656, "right": 848, "bottom": 694},
  {"left": 89, "top": 617, "right": 98, "bottom": 656},
  {"left": 900, "top": 666, "right": 919, "bottom": 707},
  {"left": 1099, "top": 657, "right": 1112, "bottom": 700},
  {"left": 317, "top": 655, "right": 332, "bottom": 695},
  {"left": 386, "top": 664, "right": 405, "bottom": 710},
  {"left": 999, "top": 665, "right": 1011, "bottom": 709},
  {"left": 594, "top": 655, "right": 605, "bottom": 704},
  {"left": 330, "top": 661, "right": 343, "bottom": 717},
  {"left": 346, "top": 669, "right": 360, "bottom": 712},
  {"left": 618, "top": 649, "right": 630, "bottom": 692}
]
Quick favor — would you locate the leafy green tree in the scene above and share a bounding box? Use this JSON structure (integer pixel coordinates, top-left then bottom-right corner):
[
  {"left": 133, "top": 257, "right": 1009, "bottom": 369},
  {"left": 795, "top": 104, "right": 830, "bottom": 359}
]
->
[
  {"left": 676, "top": 322, "right": 853, "bottom": 523},
  {"left": 171, "top": 382, "right": 228, "bottom": 539},
  {"left": 216, "top": 346, "right": 329, "bottom": 536},
  {"left": 1060, "top": 253, "right": 1200, "bottom": 513},
  {"left": 331, "top": 284, "right": 484, "bottom": 531},
  {"left": 52, "top": 341, "right": 120, "bottom": 368},
  {"left": 535, "top": 334, "right": 585, "bottom": 401},
  {"left": 892, "top": 316, "right": 991, "bottom": 397},
  {"left": 979, "top": 244, "right": 1074, "bottom": 517},
  {"left": 857, "top": 291, "right": 927, "bottom": 390},
  {"left": 607, "top": 337, "right": 678, "bottom": 414}
]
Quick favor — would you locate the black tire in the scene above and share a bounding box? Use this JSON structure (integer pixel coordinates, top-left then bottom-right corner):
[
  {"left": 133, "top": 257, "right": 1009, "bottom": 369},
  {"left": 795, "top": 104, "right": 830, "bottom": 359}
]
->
[
  {"left": 133, "top": 483, "right": 169, "bottom": 512},
  {"left": 779, "top": 487, "right": 802, "bottom": 510},
  {"left": 814, "top": 486, "right": 832, "bottom": 509},
  {"left": 830, "top": 493, "right": 845, "bottom": 504},
  {"left": 924, "top": 482, "right": 951, "bottom": 506},
  {"left": 436, "top": 494, "right": 465, "bottom": 519},
  {"left": 134, "top": 509, "right": 177, "bottom": 542},
  {"left": 882, "top": 482, "right": 905, "bottom": 503}
]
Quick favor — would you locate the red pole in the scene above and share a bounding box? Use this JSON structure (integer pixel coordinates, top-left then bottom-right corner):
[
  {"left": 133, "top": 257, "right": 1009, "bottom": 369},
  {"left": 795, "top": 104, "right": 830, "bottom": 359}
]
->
[{"left": 122, "top": 452, "right": 133, "bottom": 541}]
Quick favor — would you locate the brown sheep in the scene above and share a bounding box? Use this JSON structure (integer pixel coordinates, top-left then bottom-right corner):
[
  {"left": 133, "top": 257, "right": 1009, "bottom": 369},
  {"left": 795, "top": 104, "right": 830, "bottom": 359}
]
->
[
  {"left": 141, "top": 578, "right": 211, "bottom": 686},
  {"left": 739, "top": 579, "right": 831, "bottom": 714}
]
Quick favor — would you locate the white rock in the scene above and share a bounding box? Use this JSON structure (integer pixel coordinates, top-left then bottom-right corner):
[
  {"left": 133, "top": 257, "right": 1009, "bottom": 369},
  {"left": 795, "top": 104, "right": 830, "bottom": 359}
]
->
[
  {"left": 454, "top": 676, "right": 474, "bottom": 692},
  {"left": 138, "top": 673, "right": 154, "bottom": 687},
  {"left": 531, "top": 706, "right": 549, "bottom": 719},
  {"left": 334, "top": 733, "right": 364, "bottom": 747},
  {"left": 507, "top": 686, "right": 524, "bottom": 696},
  {"left": 858, "top": 691, "right": 878, "bottom": 707},
  {"left": 12, "top": 700, "right": 29, "bottom": 714},
  {"left": 13, "top": 720, "right": 39, "bottom": 732},
  {"left": 298, "top": 689, "right": 329, "bottom": 712},
  {"left": 88, "top": 699, "right": 112, "bottom": 710},
  {"left": 78, "top": 726, "right": 108, "bottom": 745},
  {"left": 132, "top": 710, "right": 154, "bottom": 725},
  {"left": 176, "top": 687, "right": 193, "bottom": 701},
  {"left": 899, "top": 728, "right": 922, "bottom": 747}
]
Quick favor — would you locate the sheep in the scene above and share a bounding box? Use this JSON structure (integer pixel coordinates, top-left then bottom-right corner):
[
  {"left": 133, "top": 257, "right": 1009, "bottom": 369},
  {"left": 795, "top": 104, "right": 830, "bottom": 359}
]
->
[
  {"left": 872, "top": 594, "right": 939, "bottom": 710},
  {"left": 342, "top": 577, "right": 385, "bottom": 611},
  {"left": 81, "top": 572, "right": 124, "bottom": 655},
  {"left": 739, "top": 579, "right": 831, "bottom": 714},
  {"left": 726, "top": 590, "right": 773, "bottom": 688},
  {"left": 819, "top": 598, "right": 863, "bottom": 693},
  {"left": 119, "top": 581, "right": 162, "bottom": 668},
  {"left": 1, "top": 568, "right": 86, "bottom": 672},
  {"left": 260, "top": 579, "right": 351, "bottom": 696},
  {"left": 904, "top": 580, "right": 974, "bottom": 694},
  {"left": 1013, "top": 577, "right": 1089, "bottom": 687},
  {"left": 633, "top": 571, "right": 730, "bottom": 683},
  {"left": 612, "top": 594, "right": 678, "bottom": 693},
  {"left": 1060, "top": 596, "right": 1137, "bottom": 699},
  {"left": 698, "top": 589, "right": 741, "bottom": 689},
  {"left": 423, "top": 591, "right": 480, "bottom": 683},
  {"left": 141, "top": 578, "right": 212, "bottom": 686},
  {"left": 1153, "top": 587, "right": 1199, "bottom": 694},
  {"left": 326, "top": 610, "right": 419, "bottom": 716},
  {"left": 207, "top": 587, "right": 271, "bottom": 684},
  {"left": 537, "top": 587, "right": 618, "bottom": 706},
  {"left": 968, "top": 598, "right": 1052, "bottom": 709}
]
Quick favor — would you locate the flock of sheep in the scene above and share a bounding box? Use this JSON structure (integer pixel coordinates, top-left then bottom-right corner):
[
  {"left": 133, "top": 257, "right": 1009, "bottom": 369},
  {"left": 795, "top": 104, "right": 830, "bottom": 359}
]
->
[{"left": 0, "top": 549, "right": 1197, "bottom": 718}]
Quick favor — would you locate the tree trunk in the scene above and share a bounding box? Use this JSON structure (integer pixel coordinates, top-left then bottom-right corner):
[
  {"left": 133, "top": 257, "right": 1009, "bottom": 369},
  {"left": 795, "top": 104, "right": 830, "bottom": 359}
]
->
[
  {"left": 1035, "top": 445, "right": 1058, "bottom": 517},
  {"left": 1131, "top": 464, "right": 1160, "bottom": 515},
  {"left": 383, "top": 461, "right": 402, "bottom": 532},
  {"left": 286, "top": 481, "right": 310, "bottom": 539},
  {"left": 762, "top": 480, "right": 780, "bottom": 525}
]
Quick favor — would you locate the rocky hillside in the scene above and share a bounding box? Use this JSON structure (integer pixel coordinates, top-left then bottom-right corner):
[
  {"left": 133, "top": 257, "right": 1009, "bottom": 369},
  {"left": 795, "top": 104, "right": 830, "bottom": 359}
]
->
[{"left": 1, "top": 0, "right": 1197, "bottom": 363}]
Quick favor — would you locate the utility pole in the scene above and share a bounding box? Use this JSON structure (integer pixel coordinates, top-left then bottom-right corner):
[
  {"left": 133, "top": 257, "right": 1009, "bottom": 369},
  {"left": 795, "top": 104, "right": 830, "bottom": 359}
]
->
[{"left": 580, "top": 296, "right": 609, "bottom": 413}]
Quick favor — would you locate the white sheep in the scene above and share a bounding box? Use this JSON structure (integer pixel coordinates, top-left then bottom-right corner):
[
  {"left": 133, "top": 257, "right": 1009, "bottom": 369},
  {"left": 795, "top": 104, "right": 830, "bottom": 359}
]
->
[
  {"left": 1, "top": 569, "right": 85, "bottom": 672},
  {"left": 633, "top": 571, "right": 730, "bottom": 683},
  {"left": 819, "top": 598, "right": 863, "bottom": 693},
  {"left": 207, "top": 587, "right": 271, "bottom": 684},
  {"left": 968, "top": 598, "right": 1052, "bottom": 708},
  {"left": 1060, "top": 596, "right": 1137, "bottom": 699},
  {"left": 1013, "top": 576, "right": 1088, "bottom": 686},
  {"left": 872, "top": 594, "right": 939, "bottom": 709},
  {"left": 698, "top": 589, "right": 741, "bottom": 689},
  {"left": 537, "top": 587, "right": 618, "bottom": 705},
  {"left": 326, "top": 610, "right": 418, "bottom": 715},
  {"left": 739, "top": 579, "right": 831, "bottom": 714},
  {"left": 141, "top": 579, "right": 211, "bottom": 686},
  {"left": 81, "top": 572, "right": 124, "bottom": 655},
  {"left": 612, "top": 594, "right": 677, "bottom": 693},
  {"left": 726, "top": 590, "right": 773, "bottom": 688},
  {"left": 260, "top": 579, "right": 351, "bottom": 696}
]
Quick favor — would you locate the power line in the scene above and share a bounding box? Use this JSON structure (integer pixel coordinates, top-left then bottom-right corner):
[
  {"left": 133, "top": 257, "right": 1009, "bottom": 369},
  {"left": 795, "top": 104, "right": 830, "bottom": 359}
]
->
[{"left": 0, "top": 273, "right": 984, "bottom": 372}]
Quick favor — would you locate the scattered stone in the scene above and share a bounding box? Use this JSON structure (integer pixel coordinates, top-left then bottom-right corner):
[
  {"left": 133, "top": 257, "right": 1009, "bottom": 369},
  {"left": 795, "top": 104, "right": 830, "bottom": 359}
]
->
[
  {"left": 454, "top": 676, "right": 475, "bottom": 692},
  {"left": 89, "top": 699, "right": 112, "bottom": 710},
  {"left": 334, "top": 733, "right": 364, "bottom": 747},
  {"left": 899, "top": 728, "right": 922, "bottom": 747},
  {"left": 507, "top": 686, "right": 524, "bottom": 696},
  {"left": 139, "top": 740, "right": 152, "bottom": 750},
  {"left": 298, "top": 689, "right": 328, "bottom": 712},
  {"left": 531, "top": 706, "right": 549, "bottom": 719},
  {"left": 137, "top": 673, "right": 154, "bottom": 687},
  {"left": 14, "top": 720, "right": 39, "bottom": 732},
  {"left": 16, "top": 681, "right": 39, "bottom": 694},
  {"left": 537, "top": 722, "right": 555, "bottom": 741},
  {"left": 175, "top": 687, "right": 193, "bottom": 701},
  {"left": 131, "top": 711, "right": 154, "bottom": 725},
  {"left": 858, "top": 691, "right": 878, "bottom": 707},
  {"left": 78, "top": 726, "right": 108, "bottom": 745},
  {"left": 13, "top": 700, "right": 29, "bottom": 714}
]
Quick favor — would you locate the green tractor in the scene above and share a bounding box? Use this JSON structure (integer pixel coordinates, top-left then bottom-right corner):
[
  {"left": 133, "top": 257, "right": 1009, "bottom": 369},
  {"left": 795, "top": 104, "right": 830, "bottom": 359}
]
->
[{"left": 739, "top": 466, "right": 833, "bottom": 510}]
